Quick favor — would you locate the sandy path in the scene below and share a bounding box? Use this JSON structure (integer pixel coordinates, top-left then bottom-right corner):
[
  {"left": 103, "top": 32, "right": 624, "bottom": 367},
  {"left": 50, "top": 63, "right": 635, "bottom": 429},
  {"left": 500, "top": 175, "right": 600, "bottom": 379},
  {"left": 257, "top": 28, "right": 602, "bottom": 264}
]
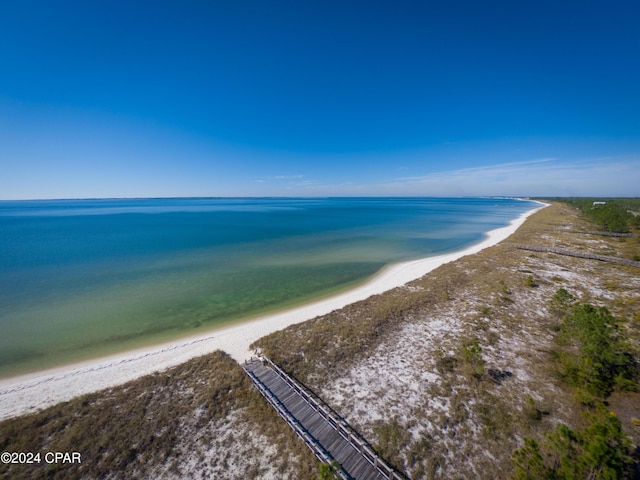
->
[{"left": 0, "top": 201, "right": 546, "bottom": 420}]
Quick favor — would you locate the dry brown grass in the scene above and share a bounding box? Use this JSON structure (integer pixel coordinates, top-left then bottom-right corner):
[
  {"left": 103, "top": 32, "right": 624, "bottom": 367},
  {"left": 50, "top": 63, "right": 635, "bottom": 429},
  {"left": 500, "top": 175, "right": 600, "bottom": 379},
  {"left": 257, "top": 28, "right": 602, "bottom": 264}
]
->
[
  {"left": 2, "top": 201, "right": 637, "bottom": 479},
  {"left": 253, "top": 202, "right": 640, "bottom": 478},
  {"left": 0, "top": 351, "right": 317, "bottom": 479}
]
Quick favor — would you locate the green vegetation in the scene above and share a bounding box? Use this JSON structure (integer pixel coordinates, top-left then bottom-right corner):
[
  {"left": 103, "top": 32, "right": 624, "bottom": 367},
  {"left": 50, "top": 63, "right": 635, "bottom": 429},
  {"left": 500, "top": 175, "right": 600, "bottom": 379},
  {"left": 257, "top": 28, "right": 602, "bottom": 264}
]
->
[
  {"left": 461, "top": 340, "right": 486, "bottom": 382},
  {"left": 555, "top": 300, "right": 636, "bottom": 398},
  {"left": 523, "top": 397, "right": 543, "bottom": 422},
  {"left": 512, "top": 405, "right": 633, "bottom": 480},
  {"left": 3, "top": 201, "right": 637, "bottom": 480},
  {"left": 313, "top": 460, "right": 341, "bottom": 480},
  {"left": 512, "top": 291, "right": 638, "bottom": 479},
  {"left": 549, "top": 288, "right": 575, "bottom": 319},
  {"left": 550, "top": 198, "right": 640, "bottom": 233},
  {"left": 253, "top": 202, "right": 640, "bottom": 478}
]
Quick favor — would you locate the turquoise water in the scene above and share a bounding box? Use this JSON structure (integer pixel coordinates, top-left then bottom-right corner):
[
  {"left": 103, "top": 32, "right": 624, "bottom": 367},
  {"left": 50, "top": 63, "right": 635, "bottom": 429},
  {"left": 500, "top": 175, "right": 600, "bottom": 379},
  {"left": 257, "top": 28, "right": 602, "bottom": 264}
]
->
[{"left": 0, "top": 197, "right": 536, "bottom": 377}]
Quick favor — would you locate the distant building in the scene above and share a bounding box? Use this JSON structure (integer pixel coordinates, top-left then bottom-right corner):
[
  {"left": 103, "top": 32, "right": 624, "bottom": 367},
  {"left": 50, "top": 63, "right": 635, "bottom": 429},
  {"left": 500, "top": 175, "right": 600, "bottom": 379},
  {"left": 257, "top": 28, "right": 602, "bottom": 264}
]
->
[{"left": 592, "top": 201, "right": 607, "bottom": 207}]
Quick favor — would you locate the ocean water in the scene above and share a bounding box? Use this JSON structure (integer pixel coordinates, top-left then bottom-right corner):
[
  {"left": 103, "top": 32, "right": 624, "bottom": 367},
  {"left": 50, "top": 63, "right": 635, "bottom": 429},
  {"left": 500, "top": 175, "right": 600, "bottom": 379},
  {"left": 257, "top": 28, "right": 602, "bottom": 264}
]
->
[{"left": 0, "top": 197, "right": 537, "bottom": 377}]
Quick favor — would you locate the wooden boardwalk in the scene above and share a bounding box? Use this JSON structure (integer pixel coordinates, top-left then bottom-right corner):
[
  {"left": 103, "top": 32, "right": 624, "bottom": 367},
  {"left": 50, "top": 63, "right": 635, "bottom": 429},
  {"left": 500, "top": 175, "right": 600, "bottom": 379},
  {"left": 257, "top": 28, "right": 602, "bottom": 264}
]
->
[
  {"left": 243, "top": 357, "right": 405, "bottom": 480},
  {"left": 508, "top": 243, "right": 640, "bottom": 268}
]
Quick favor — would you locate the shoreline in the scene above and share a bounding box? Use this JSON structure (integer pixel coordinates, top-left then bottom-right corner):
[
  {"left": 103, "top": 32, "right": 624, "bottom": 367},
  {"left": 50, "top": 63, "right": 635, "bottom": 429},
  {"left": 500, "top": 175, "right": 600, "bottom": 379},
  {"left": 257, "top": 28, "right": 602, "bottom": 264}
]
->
[{"left": 0, "top": 201, "right": 547, "bottom": 421}]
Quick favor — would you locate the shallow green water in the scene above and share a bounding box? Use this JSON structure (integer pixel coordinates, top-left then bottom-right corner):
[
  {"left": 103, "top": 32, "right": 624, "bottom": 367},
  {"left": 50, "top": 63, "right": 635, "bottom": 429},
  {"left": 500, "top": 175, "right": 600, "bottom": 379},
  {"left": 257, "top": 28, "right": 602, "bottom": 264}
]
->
[{"left": 0, "top": 197, "right": 536, "bottom": 377}]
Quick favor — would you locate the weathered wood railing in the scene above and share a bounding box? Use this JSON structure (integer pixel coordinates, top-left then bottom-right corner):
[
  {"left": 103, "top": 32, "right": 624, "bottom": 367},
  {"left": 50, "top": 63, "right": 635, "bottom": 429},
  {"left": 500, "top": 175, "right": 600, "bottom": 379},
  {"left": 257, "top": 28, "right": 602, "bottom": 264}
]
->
[
  {"left": 243, "top": 367, "right": 339, "bottom": 473},
  {"left": 244, "top": 356, "right": 405, "bottom": 480},
  {"left": 542, "top": 228, "right": 634, "bottom": 238},
  {"left": 508, "top": 244, "right": 640, "bottom": 268}
]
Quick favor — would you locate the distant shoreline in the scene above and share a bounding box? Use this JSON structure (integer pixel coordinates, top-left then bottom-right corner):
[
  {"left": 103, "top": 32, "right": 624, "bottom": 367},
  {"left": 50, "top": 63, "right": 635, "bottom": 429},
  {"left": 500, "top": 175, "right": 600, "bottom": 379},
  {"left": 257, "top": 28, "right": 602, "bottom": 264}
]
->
[{"left": 0, "top": 201, "right": 547, "bottom": 421}]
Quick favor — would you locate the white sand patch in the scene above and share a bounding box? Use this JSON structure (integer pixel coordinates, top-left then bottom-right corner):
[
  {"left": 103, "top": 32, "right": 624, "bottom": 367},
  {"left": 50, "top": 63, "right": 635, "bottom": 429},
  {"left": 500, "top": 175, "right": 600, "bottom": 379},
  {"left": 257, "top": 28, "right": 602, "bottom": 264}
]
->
[
  {"left": 320, "top": 315, "right": 465, "bottom": 430},
  {"left": 150, "top": 409, "right": 285, "bottom": 480},
  {"left": 0, "top": 202, "right": 546, "bottom": 421}
]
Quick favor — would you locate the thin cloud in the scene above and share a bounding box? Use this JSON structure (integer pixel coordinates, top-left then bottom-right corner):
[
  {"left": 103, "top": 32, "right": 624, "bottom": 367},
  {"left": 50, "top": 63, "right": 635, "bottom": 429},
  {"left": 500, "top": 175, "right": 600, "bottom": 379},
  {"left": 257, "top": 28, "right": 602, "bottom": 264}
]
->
[
  {"left": 280, "top": 156, "right": 640, "bottom": 197},
  {"left": 255, "top": 174, "right": 306, "bottom": 185},
  {"left": 387, "top": 157, "right": 640, "bottom": 197},
  {"left": 396, "top": 158, "right": 557, "bottom": 183},
  {"left": 268, "top": 175, "right": 304, "bottom": 180},
  {"left": 293, "top": 180, "right": 315, "bottom": 187}
]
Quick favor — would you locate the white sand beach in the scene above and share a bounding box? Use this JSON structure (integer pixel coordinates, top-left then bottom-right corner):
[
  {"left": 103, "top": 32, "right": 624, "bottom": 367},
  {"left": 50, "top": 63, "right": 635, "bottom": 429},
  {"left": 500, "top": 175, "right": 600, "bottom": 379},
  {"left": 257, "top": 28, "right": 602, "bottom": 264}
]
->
[{"left": 0, "top": 202, "right": 546, "bottom": 421}]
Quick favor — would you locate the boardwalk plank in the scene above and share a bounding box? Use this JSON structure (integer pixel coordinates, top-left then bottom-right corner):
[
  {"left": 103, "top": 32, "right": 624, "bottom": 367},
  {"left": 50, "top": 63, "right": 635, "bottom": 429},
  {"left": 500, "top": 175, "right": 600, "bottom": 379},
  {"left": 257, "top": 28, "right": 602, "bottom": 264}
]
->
[{"left": 244, "top": 357, "right": 404, "bottom": 480}]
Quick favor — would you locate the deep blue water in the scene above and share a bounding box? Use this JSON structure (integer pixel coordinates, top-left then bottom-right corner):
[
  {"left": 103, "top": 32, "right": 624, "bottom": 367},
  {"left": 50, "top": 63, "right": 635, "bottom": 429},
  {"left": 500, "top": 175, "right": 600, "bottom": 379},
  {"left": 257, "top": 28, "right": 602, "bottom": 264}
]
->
[{"left": 0, "top": 197, "right": 537, "bottom": 376}]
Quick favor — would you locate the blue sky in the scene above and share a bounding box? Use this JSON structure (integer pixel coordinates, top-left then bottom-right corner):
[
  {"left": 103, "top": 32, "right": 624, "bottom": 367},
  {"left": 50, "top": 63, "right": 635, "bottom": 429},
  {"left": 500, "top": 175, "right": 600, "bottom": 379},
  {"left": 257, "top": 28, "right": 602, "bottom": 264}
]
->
[{"left": 0, "top": 1, "right": 638, "bottom": 199}]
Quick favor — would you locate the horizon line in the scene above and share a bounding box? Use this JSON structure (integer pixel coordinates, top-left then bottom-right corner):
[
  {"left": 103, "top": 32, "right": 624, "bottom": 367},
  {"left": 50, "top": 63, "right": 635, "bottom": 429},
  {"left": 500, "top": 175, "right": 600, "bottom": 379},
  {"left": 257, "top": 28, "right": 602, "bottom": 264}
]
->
[{"left": 1, "top": 195, "right": 636, "bottom": 202}]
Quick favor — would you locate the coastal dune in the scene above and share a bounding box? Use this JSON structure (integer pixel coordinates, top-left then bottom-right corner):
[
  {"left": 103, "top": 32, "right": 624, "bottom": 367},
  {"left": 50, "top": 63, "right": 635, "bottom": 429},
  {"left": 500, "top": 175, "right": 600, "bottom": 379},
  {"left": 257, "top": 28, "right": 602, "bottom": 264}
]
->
[{"left": 0, "top": 202, "right": 546, "bottom": 421}]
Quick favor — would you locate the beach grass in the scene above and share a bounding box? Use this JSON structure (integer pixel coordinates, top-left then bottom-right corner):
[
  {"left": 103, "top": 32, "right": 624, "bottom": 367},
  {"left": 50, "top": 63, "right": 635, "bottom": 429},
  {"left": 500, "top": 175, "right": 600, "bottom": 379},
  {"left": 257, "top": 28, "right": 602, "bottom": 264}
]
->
[
  {"left": 0, "top": 351, "right": 318, "bottom": 480},
  {"left": 1, "top": 201, "right": 638, "bottom": 478}
]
